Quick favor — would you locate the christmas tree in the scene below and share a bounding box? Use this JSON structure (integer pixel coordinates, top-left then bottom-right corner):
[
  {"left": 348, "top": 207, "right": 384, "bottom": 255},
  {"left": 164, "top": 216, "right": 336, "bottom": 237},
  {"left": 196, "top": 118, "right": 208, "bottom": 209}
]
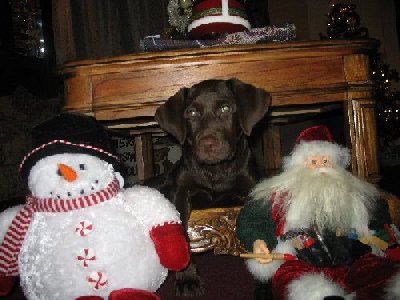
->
[{"left": 322, "top": 3, "right": 400, "bottom": 147}]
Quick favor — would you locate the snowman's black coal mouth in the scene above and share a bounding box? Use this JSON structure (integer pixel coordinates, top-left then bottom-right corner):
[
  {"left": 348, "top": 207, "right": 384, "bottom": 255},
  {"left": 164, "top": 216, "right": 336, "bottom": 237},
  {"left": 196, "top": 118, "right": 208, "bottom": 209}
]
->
[{"left": 50, "top": 179, "right": 101, "bottom": 199}]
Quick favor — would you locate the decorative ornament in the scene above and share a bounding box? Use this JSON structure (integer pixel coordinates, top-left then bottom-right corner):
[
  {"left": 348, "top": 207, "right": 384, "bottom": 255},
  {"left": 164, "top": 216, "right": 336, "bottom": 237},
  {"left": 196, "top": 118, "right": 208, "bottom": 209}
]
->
[{"left": 167, "top": 0, "right": 193, "bottom": 35}]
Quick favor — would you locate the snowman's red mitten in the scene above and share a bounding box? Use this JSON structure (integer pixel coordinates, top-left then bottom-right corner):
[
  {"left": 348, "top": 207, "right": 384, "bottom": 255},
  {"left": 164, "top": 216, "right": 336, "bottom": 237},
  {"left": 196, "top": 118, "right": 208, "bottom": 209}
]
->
[
  {"left": 0, "top": 276, "right": 17, "bottom": 296},
  {"left": 149, "top": 223, "right": 190, "bottom": 271}
]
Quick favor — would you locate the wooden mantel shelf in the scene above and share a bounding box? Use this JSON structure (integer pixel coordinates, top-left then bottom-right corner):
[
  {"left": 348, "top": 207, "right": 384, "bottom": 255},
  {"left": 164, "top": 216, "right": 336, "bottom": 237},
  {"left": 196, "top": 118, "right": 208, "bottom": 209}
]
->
[
  {"left": 61, "top": 39, "right": 380, "bottom": 183},
  {"left": 61, "top": 39, "right": 379, "bottom": 69}
]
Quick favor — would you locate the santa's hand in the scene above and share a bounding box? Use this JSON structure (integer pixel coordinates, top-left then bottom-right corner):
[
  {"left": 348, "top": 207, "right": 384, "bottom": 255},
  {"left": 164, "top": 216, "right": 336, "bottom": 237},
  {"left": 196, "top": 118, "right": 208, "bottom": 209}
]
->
[
  {"left": 253, "top": 239, "right": 272, "bottom": 264},
  {"left": 150, "top": 222, "right": 190, "bottom": 271}
]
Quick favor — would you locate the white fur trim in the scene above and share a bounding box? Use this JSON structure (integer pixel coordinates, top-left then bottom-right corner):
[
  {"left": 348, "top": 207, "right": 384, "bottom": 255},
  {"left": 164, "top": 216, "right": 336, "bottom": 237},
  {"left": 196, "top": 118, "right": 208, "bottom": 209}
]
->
[
  {"left": 287, "top": 273, "right": 353, "bottom": 300},
  {"left": 122, "top": 185, "right": 181, "bottom": 232},
  {"left": 151, "top": 220, "right": 181, "bottom": 231},
  {"left": 284, "top": 141, "right": 351, "bottom": 170},
  {"left": 275, "top": 240, "right": 297, "bottom": 257},
  {"left": 246, "top": 258, "right": 282, "bottom": 283},
  {"left": 188, "top": 16, "right": 251, "bottom": 32},
  {"left": 246, "top": 240, "right": 295, "bottom": 282},
  {"left": 385, "top": 269, "right": 400, "bottom": 300}
]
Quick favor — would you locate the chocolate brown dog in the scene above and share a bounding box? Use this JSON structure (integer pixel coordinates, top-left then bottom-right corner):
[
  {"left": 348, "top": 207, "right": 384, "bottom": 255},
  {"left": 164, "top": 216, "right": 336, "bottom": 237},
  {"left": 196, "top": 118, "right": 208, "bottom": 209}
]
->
[{"left": 151, "top": 78, "right": 271, "bottom": 296}]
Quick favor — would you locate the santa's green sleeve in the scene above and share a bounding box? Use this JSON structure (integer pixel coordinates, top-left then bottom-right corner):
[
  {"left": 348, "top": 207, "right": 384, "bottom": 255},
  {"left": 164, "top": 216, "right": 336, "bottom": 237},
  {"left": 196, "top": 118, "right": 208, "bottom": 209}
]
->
[
  {"left": 236, "top": 198, "right": 278, "bottom": 252},
  {"left": 369, "top": 196, "right": 392, "bottom": 230}
]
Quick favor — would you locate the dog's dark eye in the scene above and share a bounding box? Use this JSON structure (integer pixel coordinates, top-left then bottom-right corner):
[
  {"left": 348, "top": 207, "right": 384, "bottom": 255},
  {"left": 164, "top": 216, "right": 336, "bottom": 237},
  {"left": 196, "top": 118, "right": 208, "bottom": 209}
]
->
[
  {"left": 185, "top": 107, "right": 200, "bottom": 118},
  {"left": 79, "top": 164, "right": 85, "bottom": 170},
  {"left": 220, "top": 104, "right": 232, "bottom": 114}
]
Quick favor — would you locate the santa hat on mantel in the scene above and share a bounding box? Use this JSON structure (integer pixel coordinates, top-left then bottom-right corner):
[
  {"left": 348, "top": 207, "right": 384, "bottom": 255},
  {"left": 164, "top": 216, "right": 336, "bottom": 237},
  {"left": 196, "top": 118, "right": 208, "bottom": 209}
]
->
[
  {"left": 19, "top": 112, "right": 121, "bottom": 181},
  {"left": 283, "top": 125, "right": 351, "bottom": 171},
  {"left": 188, "top": 0, "right": 251, "bottom": 39}
]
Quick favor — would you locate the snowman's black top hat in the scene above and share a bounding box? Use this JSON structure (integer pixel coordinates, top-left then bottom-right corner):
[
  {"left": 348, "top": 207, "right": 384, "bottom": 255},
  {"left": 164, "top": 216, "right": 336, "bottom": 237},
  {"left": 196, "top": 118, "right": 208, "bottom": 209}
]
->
[{"left": 19, "top": 112, "right": 121, "bottom": 180}]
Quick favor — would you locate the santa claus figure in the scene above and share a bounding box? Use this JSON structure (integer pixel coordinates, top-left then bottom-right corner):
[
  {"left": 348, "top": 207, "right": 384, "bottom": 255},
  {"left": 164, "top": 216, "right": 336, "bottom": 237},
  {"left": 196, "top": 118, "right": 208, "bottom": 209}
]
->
[{"left": 236, "top": 125, "right": 400, "bottom": 300}]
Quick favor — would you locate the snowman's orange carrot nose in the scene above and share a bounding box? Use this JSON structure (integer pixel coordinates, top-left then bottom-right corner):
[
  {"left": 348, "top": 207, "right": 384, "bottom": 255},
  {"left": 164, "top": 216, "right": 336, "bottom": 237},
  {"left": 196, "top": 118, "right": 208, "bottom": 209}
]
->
[{"left": 57, "top": 164, "right": 77, "bottom": 182}]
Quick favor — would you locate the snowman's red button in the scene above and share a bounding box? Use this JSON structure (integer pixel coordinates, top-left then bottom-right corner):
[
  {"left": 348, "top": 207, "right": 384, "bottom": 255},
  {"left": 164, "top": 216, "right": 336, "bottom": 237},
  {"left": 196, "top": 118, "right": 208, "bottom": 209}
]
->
[{"left": 75, "top": 220, "right": 93, "bottom": 236}]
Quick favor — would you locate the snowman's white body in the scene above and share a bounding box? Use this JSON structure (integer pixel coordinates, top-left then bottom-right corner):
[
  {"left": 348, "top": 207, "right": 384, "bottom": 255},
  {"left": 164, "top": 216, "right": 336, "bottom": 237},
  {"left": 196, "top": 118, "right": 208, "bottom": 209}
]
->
[{"left": 0, "top": 153, "right": 181, "bottom": 299}]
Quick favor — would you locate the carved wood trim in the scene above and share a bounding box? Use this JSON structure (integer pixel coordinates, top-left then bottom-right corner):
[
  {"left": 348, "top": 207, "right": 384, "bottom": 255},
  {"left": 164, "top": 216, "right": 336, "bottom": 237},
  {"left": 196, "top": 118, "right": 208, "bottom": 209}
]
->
[
  {"left": 381, "top": 190, "right": 400, "bottom": 228},
  {"left": 188, "top": 207, "right": 246, "bottom": 255}
]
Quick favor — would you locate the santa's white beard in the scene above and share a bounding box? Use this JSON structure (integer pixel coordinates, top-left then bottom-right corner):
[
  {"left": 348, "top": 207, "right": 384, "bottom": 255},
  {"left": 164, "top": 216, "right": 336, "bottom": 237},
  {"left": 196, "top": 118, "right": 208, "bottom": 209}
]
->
[{"left": 252, "top": 165, "right": 379, "bottom": 235}]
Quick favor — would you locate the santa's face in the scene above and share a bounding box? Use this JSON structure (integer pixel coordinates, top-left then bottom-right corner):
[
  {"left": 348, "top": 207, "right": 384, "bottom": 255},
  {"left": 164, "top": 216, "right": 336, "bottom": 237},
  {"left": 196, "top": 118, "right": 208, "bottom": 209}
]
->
[
  {"left": 28, "top": 153, "right": 115, "bottom": 199},
  {"left": 305, "top": 155, "right": 333, "bottom": 170},
  {"left": 278, "top": 156, "right": 376, "bottom": 235}
]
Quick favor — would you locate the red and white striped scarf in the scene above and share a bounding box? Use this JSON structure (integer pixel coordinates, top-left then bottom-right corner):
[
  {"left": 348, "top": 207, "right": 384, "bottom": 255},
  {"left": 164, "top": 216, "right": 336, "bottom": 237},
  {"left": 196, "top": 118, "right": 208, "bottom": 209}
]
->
[{"left": 0, "top": 178, "right": 120, "bottom": 276}]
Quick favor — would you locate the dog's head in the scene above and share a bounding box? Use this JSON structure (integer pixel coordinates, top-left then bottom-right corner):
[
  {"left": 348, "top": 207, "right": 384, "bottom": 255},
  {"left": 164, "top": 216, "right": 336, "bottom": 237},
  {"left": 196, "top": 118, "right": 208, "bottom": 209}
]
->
[{"left": 156, "top": 78, "right": 271, "bottom": 164}]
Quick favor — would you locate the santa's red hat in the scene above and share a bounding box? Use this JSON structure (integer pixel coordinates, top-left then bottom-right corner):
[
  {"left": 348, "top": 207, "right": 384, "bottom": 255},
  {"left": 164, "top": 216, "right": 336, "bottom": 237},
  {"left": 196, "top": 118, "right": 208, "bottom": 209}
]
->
[
  {"left": 294, "top": 125, "right": 334, "bottom": 144},
  {"left": 283, "top": 125, "right": 351, "bottom": 170}
]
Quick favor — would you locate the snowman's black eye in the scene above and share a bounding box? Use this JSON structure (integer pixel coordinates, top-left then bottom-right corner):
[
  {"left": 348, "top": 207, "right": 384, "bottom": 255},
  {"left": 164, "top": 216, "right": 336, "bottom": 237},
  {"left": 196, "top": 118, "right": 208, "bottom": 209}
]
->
[{"left": 79, "top": 164, "right": 85, "bottom": 170}]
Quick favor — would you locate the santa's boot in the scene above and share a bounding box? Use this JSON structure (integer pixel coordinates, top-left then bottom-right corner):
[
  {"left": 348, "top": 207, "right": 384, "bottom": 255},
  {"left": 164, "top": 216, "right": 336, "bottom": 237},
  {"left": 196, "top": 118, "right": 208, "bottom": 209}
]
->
[
  {"left": 287, "top": 273, "right": 352, "bottom": 300},
  {"left": 109, "top": 288, "right": 160, "bottom": 300}
]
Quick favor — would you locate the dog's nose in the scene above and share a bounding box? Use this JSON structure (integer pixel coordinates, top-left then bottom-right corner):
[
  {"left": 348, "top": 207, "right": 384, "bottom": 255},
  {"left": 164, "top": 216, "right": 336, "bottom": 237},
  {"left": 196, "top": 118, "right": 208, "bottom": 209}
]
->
[
  {"left": 200, "top": 137, "right": 215, "bottom": 146},
  {"left": 199, "top": 136, "right": 218, "bottom": 150}
]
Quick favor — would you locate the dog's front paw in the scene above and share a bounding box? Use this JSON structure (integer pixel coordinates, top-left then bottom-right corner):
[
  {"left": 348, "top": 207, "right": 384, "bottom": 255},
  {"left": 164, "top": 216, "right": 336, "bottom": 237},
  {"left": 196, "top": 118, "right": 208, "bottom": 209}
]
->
[{"left": 175, "top": 262, "right": 205, "bottom": 297}]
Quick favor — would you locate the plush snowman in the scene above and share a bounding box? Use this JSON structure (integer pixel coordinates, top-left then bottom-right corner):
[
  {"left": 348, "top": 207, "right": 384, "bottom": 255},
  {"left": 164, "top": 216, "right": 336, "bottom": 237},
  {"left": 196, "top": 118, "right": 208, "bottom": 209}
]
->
[{"left": 0, "top": 113, "right": 190, "bottom": 300}]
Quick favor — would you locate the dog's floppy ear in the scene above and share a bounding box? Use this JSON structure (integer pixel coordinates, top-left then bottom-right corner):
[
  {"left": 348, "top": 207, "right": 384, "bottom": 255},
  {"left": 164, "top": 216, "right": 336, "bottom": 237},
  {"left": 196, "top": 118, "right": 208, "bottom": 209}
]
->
[
  {"left": 155, "top": 88, "right": 188, "bottom": 144},
  {"left": 227, "top": 78, "right": 271, "bottom": 136}
]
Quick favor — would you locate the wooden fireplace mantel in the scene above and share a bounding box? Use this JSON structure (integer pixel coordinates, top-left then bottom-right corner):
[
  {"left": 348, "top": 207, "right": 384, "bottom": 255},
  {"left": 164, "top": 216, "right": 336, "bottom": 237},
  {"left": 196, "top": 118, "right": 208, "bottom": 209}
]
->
[{"left": 61, "top": 39, "right": 380, "bottom": 184}]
